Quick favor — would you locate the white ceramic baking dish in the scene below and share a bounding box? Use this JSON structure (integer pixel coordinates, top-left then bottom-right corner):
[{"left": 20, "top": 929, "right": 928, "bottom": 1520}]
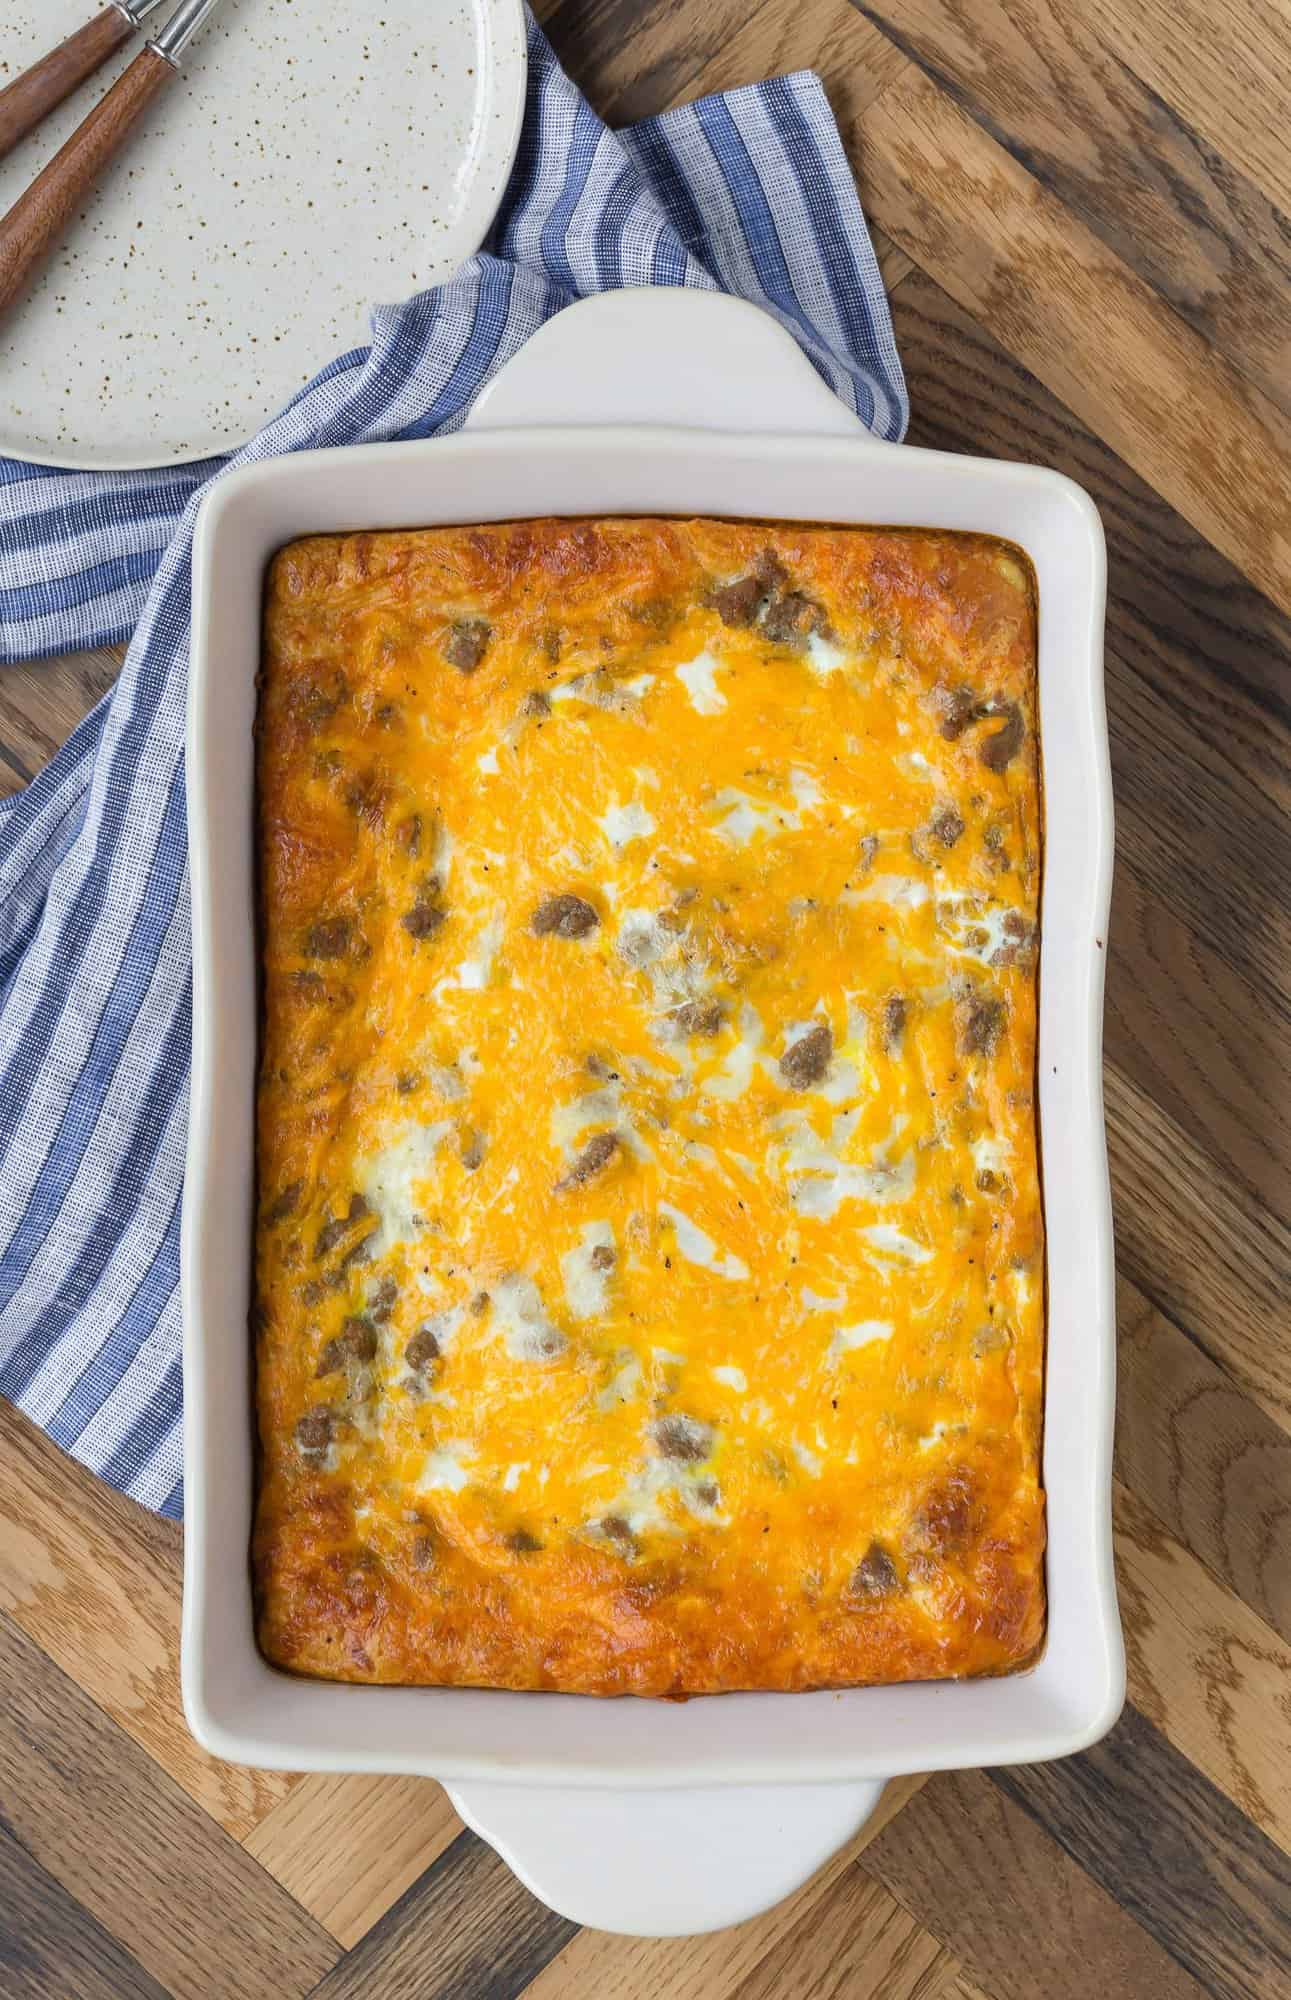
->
[{"left": 182, "top": 288, "right": 1123, "bottom": 1936}]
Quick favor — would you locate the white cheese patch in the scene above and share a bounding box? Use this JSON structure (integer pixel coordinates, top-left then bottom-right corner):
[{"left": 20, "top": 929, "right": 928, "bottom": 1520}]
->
[
  {"left": 652, "top": 1346, "right": 687, "bottom": 1367},
  {"left": 658, "top": 1201, "right": 749, "bottom": 1281},
  {"left": 561, "top": 1221, "right": 616, "bottom": 1320},
  {"left": 713, "top": 796, "right": 764, "bottom": 845},
  {"left": 426, "top": 1062, "right": 467, "bottom": 1102},
  {"left": 844, "top": 873, "right": 932, "bottom": 910},
  {"left": 805, "top": 631, "right": 847, "bottom": 678},
  {"left": 610, "top": 1440, "right": 720, "bottom": 1533},
  {"left": 790, "top": 1150, "right": 916, "bottom": 1219},
  {"left": 793, "top": 1439, "right": 823, "bottom": 1477},
  {"left": 599, "top": 799, "right": 656, "bottom": 850},
  {"left": 599, "top": 1353, "right": 643, "bottom": 1411},
  {"left": 359, "top": 1119, "right": 453, "bottom": 1250},
  {"left": 434, "top": 913, "right": 504, "bottom": 998},
  {"left": 418, "top": 1445, "right": 472, "bottom": 1494},
  {"left": 550, "top": 1086, "right": 620, "bottom": 1150},
  {"left": 701, "top": 1002, "right": 764, "bottom": 1101},
  {"left": 457, "top": 914, "right": 503, "bottom": 989},
  {"left": 602, "top": 1447, "right": 712, "bottom": 1538},
  {"left": 774, "top": 1110, "right": 916, "bottom": 1220},
  {"left": 344, "top": 1398, "right": 381, "bottom": 1445},
  {"left": 617, "top": 908, "right": 671, "bottom": 969},
  {"left": 711, "top": 1364, "right": 748, "bottom": 1392},
  {"left": 548, "top": 673, "right": 591, "bottom": 705},
  {"left": 432, "top": 823, "right": 455, "bottom": 879},
  {"left": 844, "top": 996, "right": 871, "bottom": 1048},
  {"left": 831, "top": 1319, "right": 893, "bottom": 1356},
  {"left": 675, "top": 647, "right": 727, "bottom": 714},
  {"left": 801, "top": 1286, "right": 846, "bottom": 1312},
  {"left": 819, "top": 1060, "right": 862, "bottom": 1106},
  {"left": 972, "top": 1135, "right": 1012, "bottom": 1178},
  {"left": 415, "top": 1304, "right": 465, "bottom": 1355},
  {"left": 490, "top": 1273, "right": 567, "bottom": 1361},
  {"left": 476, "top": 746, "right": 500, "bottom": 775},
  {"left": 503, "top": 1462, "right": 527, "bottom": 1492},
  {"left": 709, "top": 787, "right": 800, "bottom": 847},
  {"left": 613, "top": 1455, "right": 681, "bottom": 1536},
  {"left": 680, "top": 1479, "right": 726, "bottom": 1522},
  {"left": 623, "top": 672, "right": 656, "bottom": 698},
  {"left": 789, "top": 766, "right": 823, "bottom": 811},
  {"left": 937, "top": 896, "right": 1022, "bottom": 967},
  {"left": 551, "top": 1077, "right": 652, "bottom": 1167},
  {"left": 377, "top": 1317, "right": 404, "bottom": 1372},
  {"left": 862, "top": 1223, "right": 933, "bottom": 1264}
]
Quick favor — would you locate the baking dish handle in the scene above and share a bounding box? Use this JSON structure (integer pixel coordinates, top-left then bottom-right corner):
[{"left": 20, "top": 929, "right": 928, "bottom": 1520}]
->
[
  {"left": 446, "top": 1775, "right": 884, "bottom": 1935},
  {"left": 463, "top": 287, "right": 873, "bottom": 439}
]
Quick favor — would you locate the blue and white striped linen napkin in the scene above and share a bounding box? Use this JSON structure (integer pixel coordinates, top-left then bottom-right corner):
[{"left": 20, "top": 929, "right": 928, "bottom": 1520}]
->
[{"left": 0, "top": 16, "right": 906, "bottom": 1519}]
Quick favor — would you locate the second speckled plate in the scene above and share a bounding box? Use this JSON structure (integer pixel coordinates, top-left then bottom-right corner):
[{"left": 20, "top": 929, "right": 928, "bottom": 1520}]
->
[{"left": 0, "top": 0, "right": 527, "bottom": 469}]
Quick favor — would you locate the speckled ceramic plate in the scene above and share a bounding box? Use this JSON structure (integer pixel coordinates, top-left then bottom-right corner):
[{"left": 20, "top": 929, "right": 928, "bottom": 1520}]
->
[{"left": 0, "top": 0, "right": 527, "bottom": 468}]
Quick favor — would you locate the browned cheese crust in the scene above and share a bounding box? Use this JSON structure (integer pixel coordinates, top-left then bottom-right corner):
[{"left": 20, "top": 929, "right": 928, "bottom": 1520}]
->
[{"left": 254, "top": 518, "right": 1045, "bottom": 1694}]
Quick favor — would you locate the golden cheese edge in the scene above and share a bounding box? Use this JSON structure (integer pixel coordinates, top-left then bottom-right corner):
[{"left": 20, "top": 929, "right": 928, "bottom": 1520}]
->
[{"left": 251, "top": 517, "right": 1045, "bottom": 1695}]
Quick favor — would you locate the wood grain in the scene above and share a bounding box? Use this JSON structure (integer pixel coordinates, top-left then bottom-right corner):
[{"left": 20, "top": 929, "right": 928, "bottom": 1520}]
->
[
  {"left": 525, "top": 0, "right": 925, "bottom": 296},
  {"left": 539, "top": 0, "right": 908, "bottom": 126},
  {"left": 1114, "top": 1479, "right": 1291, "bottom": 1853},
  {"left": 854, "top": 0, "right": 1291, "bottom": 417},
  {"left": 726, "top": 1864, "right": 954, "bottom": 2000},
  {"left": 0, "top": 47, "right": 175, "bottom": 322},
  {"left": 0, "top": 1399, "right": 292, "bottom": 1834},
  {"left": 0, "top": 1610, "right": 339, "bottom": 2000},
  {"left": 1106, "top": 864, "right": 1289, "bottom": 1226},
  {"left": 1115, "top": 1276, "right": 1291, "bottom": 1646},
  {"left": 309, "top": 1831, "right": 578, "bottom": 2000},
  {"left": 0, "top": 8, "right": 133, "bottom": 165},
  {"left": 1080, "top": 0, "right": 1291, "bottom": 217},
  {"left": 242, "top": 1774, "right": 464, "bottom": 1945},
  {"left": 0, "top": 1821, "right": 172, "bottom": 2000},
  {"left": 995, "top": 1706, "right": 1291, "bottom": 2000},
  {"left": 859, "top": 67, "right": 1291, "bottom": 614},
  {"left": 889, "top": 256, "right": 1291, "bottom": 1401},
  {"left": 864, "top": 1764, "right": 1212, "bottom": 2000},
  {"left": 1106, "top": 1061, "right": 1291, "bottom": 1433},
  {"left": 0, "top": 645, "right": 120, "bottom": 797}
]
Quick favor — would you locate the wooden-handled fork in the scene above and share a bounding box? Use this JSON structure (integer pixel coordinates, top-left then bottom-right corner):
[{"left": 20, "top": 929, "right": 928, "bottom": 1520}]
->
[
  {"left": 0, "top": 0, "right": 225, "bottom": 325},
  {"left": 0, "top": 3, "right": 167, "bottom": 164}
]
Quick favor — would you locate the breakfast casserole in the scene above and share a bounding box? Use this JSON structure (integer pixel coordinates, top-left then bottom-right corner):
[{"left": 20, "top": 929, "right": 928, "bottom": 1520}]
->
[{"left": 253, "top": 516, "right": 1045, "bottom": 1694}]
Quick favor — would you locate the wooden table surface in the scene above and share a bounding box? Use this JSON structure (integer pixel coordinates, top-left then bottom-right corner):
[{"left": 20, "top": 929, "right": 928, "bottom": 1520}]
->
[{"left": 2, "top": 0, "right": 1290, "bottom": 1994}]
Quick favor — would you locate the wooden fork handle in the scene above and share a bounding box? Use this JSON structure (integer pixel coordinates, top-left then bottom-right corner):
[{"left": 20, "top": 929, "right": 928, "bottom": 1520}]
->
[
  {"left": 0, "top": 8, "right": 135, "bottom": 165},
  {"left": 0, "top": 45, "right": 174, "bottom": 325}
]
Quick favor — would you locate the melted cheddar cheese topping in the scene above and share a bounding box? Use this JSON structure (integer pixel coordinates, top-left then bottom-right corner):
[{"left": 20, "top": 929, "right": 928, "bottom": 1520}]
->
[{"left": 254, "top": 518, "right": 1045, "bottom": 1694}]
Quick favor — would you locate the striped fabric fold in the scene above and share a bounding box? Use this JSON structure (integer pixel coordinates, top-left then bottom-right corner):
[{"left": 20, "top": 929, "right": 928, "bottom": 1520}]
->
[{"left": 0, "top": 15, "right": 906, "bottom": 1519}]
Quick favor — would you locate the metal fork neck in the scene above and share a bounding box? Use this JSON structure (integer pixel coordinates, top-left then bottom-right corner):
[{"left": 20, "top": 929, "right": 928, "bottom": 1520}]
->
[
  {"left": 110, "top": 0, "right": 168, "bottom": 28},
  {"left": 149, "top": 0, "right": 220, "bottom": 66}
]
